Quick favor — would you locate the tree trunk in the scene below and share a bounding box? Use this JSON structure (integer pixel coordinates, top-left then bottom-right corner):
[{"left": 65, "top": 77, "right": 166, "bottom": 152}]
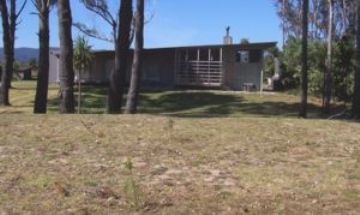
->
[
  {"left": 0, "top": 0, "right": 13, "bottom": 106},
  {"left": 353, "top": 1, "right": 360, "bottom": 118},
  {"left": 57, "top": 0, "right": 75, "bottom": 113},
  {"left": 107, "top": 0, "right": 133, "bottom": 113},
  {"left": 299, "top": 0, "right": 309, "bottom": 118},
  {"left": 323, "top": 0, "right": 333, "bottom": 114},
  {"left": 34, "top": 1, "right": 50, "bottom": 113},
  {"left": 125, "top": 0, "right": 144, "bottom": 114}
]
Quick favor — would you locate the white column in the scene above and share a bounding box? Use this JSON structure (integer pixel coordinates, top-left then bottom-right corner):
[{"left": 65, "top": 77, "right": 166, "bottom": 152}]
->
[
  {"left": 219, "top": 48, "right": 223, "bottom": 62},
  {"left": 208, "top": 49, "right": 211, "bottom": 84}
]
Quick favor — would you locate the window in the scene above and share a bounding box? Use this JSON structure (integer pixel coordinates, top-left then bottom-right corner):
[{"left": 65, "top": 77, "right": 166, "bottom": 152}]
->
[{"left": 236, "top": 51, "right": 249, "bottom": 63}]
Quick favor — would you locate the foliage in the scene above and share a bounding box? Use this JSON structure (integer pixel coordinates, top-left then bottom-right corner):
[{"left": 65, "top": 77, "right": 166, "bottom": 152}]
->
[
  {"left": 332, "top": 36, "right": 355, "bottom": 103},
  {"left": 263, "top": 47, "right": 280, "bottom": 80},
  {"left": 28, "top": 58, "right": 38, "bottom": 69},
  {"left": 240, "top": 38, "right": 250, "bottom": 44},
  {"left": 73, "top": 36, "right": 93, "bottom": 73},
  {"left": 280, "top": 36, "right": 355, "bottom": 102}
]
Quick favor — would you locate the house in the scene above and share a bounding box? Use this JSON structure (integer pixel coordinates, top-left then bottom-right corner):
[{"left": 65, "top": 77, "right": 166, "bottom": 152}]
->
[{"left": 49, "top": 30, "right": 276, "bottom": 91}]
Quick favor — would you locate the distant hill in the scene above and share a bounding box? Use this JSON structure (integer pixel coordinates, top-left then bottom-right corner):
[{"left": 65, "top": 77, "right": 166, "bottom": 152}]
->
[{"left": 0, "top": 48, "right": 39, "bottom": 63}]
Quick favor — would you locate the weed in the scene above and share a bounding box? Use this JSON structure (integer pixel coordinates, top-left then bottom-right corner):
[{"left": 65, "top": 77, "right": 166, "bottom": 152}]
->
[{"left": 123, "top": 158, "right": 143, "bottom": 210}]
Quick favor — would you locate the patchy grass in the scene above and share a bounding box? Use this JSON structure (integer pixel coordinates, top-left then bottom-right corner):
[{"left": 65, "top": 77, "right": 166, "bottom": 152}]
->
[
  {"left": 0, "top": 115, "right": 359, "bottom": 214},
  {"left": 0, "top": 81, "right": 359, "bottom": 214}
]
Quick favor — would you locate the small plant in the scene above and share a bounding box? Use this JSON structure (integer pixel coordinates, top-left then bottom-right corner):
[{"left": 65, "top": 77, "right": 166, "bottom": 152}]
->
[
  {"left": 166, "top": 118, "right": 174, "bottom": 144},
  {"left": 123, "top": 157, "right": 143, "bottom": 210}
]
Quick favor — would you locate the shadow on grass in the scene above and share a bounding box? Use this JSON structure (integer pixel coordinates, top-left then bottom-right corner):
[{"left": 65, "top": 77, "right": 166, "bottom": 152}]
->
[
  {"left": 47, "top": 87, "right": 107, "bottom": 114},
  {"left": 45, "top": 85, "right": 344, "bottom": 119},
  {"left": 139, "top": 92, "right": 328, "bottom": 118}
]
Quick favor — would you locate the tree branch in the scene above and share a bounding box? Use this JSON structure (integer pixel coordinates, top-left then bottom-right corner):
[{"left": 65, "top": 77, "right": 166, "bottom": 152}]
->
[{"left": 73, "top": 22, "right": 114, "bottom": 43}]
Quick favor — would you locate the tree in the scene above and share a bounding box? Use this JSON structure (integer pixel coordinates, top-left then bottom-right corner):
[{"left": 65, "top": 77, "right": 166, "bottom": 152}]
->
[
  {"left": 299, "top": 0, "right": 309, "bottom": 118},
  {"left": 33, "top": 0, "right": 56, "bottom": 113},
  {"left": 57, "top": 0, "right": 75, "bottom": 113},
  {"left": 77, "top": 0, "right": 133, "bottom": 113},
  {"left": 240, "top": 38, "right": 250, "bottom": 44},
  {"left": 353, "top": 1, "right": 360, "bottom": 118},
  {"left": 323, "top": 0, "right": 333, "bottom": 114},
  {"left": 0, "top": 0, "right": 27, "bottom": 106},
  {"left": 73, "top": 36, "right": 93, "bottom": 114},
  {"left": 125, "top": 0, "right": 144, "bottom": 114}
]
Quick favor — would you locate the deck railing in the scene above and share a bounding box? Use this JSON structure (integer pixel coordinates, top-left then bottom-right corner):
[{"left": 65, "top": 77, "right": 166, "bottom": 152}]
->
[{"left": 176, "top": 60, "right": 223, "bottom": 87}]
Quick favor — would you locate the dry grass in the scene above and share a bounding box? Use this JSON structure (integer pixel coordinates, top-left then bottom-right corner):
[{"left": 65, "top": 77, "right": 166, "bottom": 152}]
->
[
  {"left": 0, "top": 81, "right": 359, "bottom": 214},
  {"left": 0, "top": 115, "right": 359, "bottom": 214}
]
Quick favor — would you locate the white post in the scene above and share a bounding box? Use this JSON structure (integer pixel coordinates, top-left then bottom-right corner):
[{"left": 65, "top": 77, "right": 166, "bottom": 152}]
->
[{"left": 219, "top": 48, "right": 223, "bottom": 62}]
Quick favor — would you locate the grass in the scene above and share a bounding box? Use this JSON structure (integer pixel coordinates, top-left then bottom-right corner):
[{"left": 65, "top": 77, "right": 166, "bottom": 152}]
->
[
  {"left": 0, "top": 80, "right": 346, "bottom": 118},
  {"left": 0, "top": 81, "right": 359, "bottom": 214}
]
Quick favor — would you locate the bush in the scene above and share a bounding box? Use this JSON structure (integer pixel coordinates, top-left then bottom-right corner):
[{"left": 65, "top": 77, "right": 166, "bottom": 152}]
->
[{"left": 280, "top": 36, "right": 355, "bottom": 102}]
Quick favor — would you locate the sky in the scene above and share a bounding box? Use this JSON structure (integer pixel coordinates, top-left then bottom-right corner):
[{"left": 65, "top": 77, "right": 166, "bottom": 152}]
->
[{"left": 3, "top": 0, "right": 282, "bottom": 50}]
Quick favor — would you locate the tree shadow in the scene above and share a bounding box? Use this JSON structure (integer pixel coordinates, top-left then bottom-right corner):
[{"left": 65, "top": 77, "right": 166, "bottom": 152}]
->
[
  {"left": 46, "top": 86, "right": 347, "bottom": 119},
  {"left": 139, "top": 91, "right": 331, "bottom": 118}
]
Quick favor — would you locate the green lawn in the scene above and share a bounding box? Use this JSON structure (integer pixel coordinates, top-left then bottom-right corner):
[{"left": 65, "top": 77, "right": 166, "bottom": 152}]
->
[
  {"left": 0, "top": 81, "right": 359, "bottom": 214},
  {"left": 0, "top": 80, "right": 344, "bottom": 118}
]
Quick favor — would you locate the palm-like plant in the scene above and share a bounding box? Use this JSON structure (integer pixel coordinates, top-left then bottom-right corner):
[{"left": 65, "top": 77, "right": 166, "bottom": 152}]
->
[{"left": 74, "top": 36, "right": 93, "bottom": 114}]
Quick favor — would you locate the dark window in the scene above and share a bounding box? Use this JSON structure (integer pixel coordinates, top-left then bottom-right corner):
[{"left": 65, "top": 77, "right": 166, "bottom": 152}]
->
[
  {"left": 236, "top": 51, "right": 249, "bottom": 63},
  {"left": 249, "top": 50, "right": 263, "bottom": 63}
]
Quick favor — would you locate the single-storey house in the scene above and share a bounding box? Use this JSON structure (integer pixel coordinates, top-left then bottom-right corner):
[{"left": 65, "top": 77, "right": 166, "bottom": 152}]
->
[{"left": 49, "top": 33, "right": 276, "bottom": 91}]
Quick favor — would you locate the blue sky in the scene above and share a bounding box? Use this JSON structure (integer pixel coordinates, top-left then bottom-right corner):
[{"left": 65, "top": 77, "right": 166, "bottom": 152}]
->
[{"left": 4, "top": 0, "right": 282, "bottom": 50}]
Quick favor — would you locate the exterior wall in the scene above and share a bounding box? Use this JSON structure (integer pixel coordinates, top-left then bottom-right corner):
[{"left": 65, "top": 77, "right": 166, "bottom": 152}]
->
[
  {"left": 49, "top": 53, "right": 60, "bottom": 83},
  {"left": 232, "top": 63, "right": 262, "bottom": 90},
  {"left": 48, "top": 43, "right": 274, "bottom": 91},
  {"left": 87, "top": 52, "right": 115, "bottom": 84},
  {"left": 73, "top": 49, "right": 176, "bottom": 88},
  {"left": 141, "top": 49, "right": 176, "bottom": 88},
  {"left": 223, "top": 47, "right": 264, "bottom": 90}
]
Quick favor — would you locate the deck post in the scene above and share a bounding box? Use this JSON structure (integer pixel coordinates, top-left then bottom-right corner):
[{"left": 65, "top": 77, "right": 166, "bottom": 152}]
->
[
  {"left": 197, "top": 48, "right": 200, "bottom": 84},
  {"left": 219, "top": 48, "right": 223, "bottom": 62},
  {"left": 220, "top": 48, "right": 223, "bottom": 85},
  {"left": 185, "top": 49, "right": 189, "bottom": 82},
  {"left": 208, "top": 48, "right": 211, "bottom": 85},
  {"left": 174, "top": 49, "right": 178, "bottom": 86}
]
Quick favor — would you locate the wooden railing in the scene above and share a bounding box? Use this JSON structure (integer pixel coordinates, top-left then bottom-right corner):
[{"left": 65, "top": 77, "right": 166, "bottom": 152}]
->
[{"left": 176, "top": 61, "right": 223, "bottom": 87}]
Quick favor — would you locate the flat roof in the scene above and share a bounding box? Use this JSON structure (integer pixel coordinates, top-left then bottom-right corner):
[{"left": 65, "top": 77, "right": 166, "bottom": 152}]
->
[{"left": 92, "top": 42, "right": 277, "bottom": 54}]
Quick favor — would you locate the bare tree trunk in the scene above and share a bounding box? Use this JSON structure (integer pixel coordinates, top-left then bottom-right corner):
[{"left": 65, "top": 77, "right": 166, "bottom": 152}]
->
[
  {"left": 107, "top": 0, "right": 133, "bottom": 113},
  {"left": 34, "top": 1, "right": 50, "bottom": 113},
  {"left": 0, "top": 0, "right": 13, "bottom": 106},
  {"left": 125, "top": 0, "right": 144, "bottom": 114},
  {"left": 57, "top": 0, "right": 75, "bottom": 113},
  {"left": 299, "top": 0, "right": 309, "bottom": 118},
  {"left": 353, "top": 1, "right": 360, "bottom": 118},
  {"left": 323, "top": 0, "right": 333, "bottom": 114}
]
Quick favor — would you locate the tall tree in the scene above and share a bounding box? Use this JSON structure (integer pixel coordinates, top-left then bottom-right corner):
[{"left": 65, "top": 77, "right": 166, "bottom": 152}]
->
[
  {"left": 125, "top": 0, "right": 144, "bottom": 114},
  {"left": 299, "top": 0, "right": 309, "bottom": 118},
  {"left": 76, "top": 0, "right": 133, "bottom": 113},
  {"left": 73, "top": 35, "right": 93, "bottom": 114},
  {"left": 0, "top": 0, "right": 27, "bottom": 106},
  {"left": 352, "top": 1, "right": 360, "bottom": 118},
  {"left": 33, "top": 0, "right": 56, "bottom": 113},
  {"left": 57, "top": 0, "right": 75, "bottom": 113},
  {"left": 323, "top": 0, "right": 333, "bottom": 114}
]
